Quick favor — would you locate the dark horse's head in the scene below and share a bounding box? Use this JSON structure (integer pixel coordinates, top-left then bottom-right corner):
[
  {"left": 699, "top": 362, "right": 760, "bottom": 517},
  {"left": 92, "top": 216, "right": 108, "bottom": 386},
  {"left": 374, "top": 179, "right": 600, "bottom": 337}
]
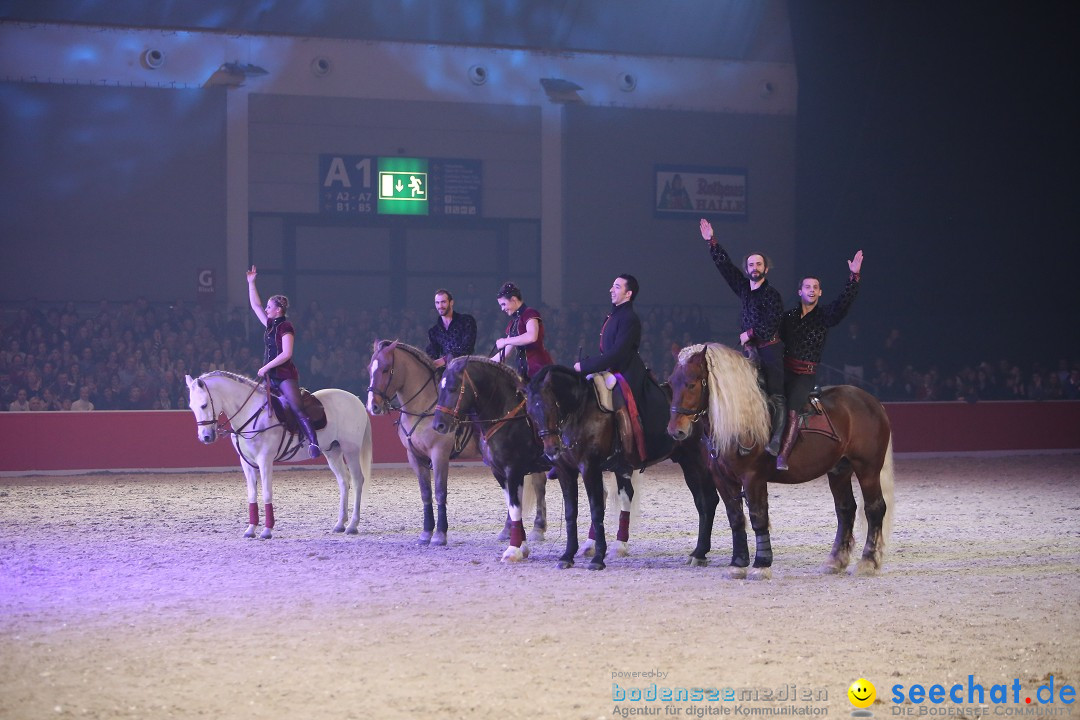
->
[
  {"left": 526, "top": 365, "right": 588, "bottom": 461},
  {"left": 432, "top": 356, "right": 472, "bottom": 435},
  {"left": 667, "top": 347, "right": 709, "bottom": 441}
]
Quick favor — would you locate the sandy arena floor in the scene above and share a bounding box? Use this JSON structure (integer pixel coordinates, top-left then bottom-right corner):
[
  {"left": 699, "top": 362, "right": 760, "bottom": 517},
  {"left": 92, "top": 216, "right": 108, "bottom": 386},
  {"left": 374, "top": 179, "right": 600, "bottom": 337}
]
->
[{"left": 1, "top": 454, "right": 1078, "bottom": 720}]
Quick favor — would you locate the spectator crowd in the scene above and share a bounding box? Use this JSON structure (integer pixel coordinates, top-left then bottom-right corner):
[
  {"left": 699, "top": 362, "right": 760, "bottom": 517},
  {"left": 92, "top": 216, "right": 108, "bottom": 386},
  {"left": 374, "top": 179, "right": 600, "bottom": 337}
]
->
[{"left": 2, "top": 298, "right": 1078, "bottom": 412}]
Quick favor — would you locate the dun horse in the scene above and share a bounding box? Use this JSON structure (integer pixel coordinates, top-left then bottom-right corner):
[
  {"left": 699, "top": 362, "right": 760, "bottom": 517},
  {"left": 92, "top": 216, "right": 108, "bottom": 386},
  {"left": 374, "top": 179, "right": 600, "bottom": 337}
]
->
[
  {"left": 667, "top": 343, "right": 894, "bottom": 577},
  {"left": 367, "top": 340, "right": 545, "bottom": 546},
  {"left": 185, "top": 371, "right": 373, "bottom": 539}
]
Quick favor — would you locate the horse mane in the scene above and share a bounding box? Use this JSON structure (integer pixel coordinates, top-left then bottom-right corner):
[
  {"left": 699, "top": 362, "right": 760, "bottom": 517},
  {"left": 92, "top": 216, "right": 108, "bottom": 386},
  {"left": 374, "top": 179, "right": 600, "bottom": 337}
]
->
[
  {"left": 678, "top": 343, "right": 770, "bottom": 456},
  {"left": 199, "top": 369, "right": 261, "bottom": 388},
  {"left": 450, "top": 356, "right": 524, "bottom": 389},
  {"left": 374, "top": 339, "right": 438, "bottom": 372},
  {"left": 528, "top": 364, "right": 587, "bottom": 408}
]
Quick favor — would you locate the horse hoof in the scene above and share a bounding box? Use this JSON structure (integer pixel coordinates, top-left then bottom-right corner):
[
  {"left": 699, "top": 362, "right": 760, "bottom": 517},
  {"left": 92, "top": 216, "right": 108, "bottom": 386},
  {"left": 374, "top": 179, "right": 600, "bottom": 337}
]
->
[
  {"left": 557, "top": 559, "right": 574, "bottom": 569},
  {"left": 748, "top": 567, "right": 772, "bottom": 581},
  {"left": 431, "top": 531, "right": 447, "bottom": 546},
  {"left": 259, "top": 528, "right": 273, "bottom": 540},
  {"left": 332, "top": 525, "right": 346, "bottom": 534},
  {"left": 587, "top": 560, "right": 606, "bottom": 571},
  {"left": 345, "top": 526, "right": 359, "bottom": 536},
  {"left": 496, "top": 529, "right": 511, "bottom": 542},
  {"left": 723, "top": 565, "right": 748, "bottom": 579},
  {"left": 528, "top": 529, "right": 546, "bottom": 543},
  {"left": 502, "top": 545, "right": 526, "bottom": 562},
  {"left": 417, "top": 532, "right": 432, "bottom": 546},
  {"left": 819, "top": 560, "right": 846, "bottom": 575},
  {"left": 580, "top": 540, "right": 596, "bottom": 558},
  {"left": 243, "top": 526, "right": 256, "bottom": 539},
  {"left": 613, "top": 541, "right": 629, "bottom": 558},
  {"left": 687, "top": 556, "right": 709, "bottom": 567},
  {"left": 854, "top": 559, "right": 880, "bottom": 576}
]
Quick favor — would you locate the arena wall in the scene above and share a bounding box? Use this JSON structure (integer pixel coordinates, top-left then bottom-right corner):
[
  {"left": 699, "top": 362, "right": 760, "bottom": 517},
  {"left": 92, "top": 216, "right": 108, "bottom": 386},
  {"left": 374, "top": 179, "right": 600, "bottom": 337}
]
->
[{"left": 1, "top": 401, "right": 1077, "bottom": 474}]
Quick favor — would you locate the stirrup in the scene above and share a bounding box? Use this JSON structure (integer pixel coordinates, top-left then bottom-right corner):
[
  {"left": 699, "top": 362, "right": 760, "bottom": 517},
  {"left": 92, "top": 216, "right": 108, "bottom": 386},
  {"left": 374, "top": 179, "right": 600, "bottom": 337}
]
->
[
  {"left": 737, "top": 441, "right": 753, "bottom": 456},
  {"left": 308, "top": 443, "right": 322, "bottom": 459}
]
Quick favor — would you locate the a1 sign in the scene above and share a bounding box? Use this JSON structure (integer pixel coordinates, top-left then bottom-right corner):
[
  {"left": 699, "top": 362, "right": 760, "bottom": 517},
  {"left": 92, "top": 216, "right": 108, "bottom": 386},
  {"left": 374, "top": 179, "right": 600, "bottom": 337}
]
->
[{"left": 319, "top": 155, "right": 375, "bottom": 214}]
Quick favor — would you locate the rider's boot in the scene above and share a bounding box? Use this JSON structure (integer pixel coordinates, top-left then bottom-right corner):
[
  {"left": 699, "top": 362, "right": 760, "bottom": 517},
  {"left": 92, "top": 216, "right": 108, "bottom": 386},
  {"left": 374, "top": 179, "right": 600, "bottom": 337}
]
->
[
  {"left": 298, "top": 414, "right": 321, "bottom": 459},
  {"left": 764, "top": 395, "right": 786, "bottom": 457},
  {"left": 775, "top": 410, "right": 799, "bottom": 471}
]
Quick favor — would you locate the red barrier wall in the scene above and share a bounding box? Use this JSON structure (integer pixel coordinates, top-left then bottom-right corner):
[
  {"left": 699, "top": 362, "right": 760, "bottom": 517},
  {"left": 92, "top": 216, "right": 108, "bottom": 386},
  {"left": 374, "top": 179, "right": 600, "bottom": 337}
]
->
[
  {"left": 0, "top": 410, "right": 408, "bottom": 473},
  {"left": 0, "top": 402, "right": 1076, "bottom": 474}
]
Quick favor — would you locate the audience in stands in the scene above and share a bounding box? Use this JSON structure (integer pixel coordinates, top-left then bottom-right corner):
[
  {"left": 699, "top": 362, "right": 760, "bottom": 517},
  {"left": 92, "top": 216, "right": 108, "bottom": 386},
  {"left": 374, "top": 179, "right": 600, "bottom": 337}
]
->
[{"left": 0, "top": 300, "right": 1076, "bottom": 411}]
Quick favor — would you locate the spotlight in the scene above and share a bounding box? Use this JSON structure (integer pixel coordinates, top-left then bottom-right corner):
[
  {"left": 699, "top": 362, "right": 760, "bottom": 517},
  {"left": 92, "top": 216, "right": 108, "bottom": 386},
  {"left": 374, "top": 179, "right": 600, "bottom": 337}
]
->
[
  {"left": 141, "top": 48, "right": 165, "bottom": 70},
  {"left": 311, "top": 57, "right": 331, "bottom": 77},
  {"left": 468, "top": 65, "right": 487, "bottom": 85},
  {"left": 617, "top": 72, "right": 636, "bottom": 92}
]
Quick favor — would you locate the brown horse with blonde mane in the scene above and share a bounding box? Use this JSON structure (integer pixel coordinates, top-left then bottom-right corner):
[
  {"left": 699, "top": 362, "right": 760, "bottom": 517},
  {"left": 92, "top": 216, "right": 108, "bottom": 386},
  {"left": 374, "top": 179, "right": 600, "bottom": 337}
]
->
[{"left": 667, "top": 343, "right": 894, "bottom": 578}]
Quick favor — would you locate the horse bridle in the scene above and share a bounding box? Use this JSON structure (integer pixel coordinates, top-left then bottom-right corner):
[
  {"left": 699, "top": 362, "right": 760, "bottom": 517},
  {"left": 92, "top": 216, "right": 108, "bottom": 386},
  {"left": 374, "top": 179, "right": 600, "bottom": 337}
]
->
[
  {"left": 435, "top": 365, "right": 528, "bottom": 440},
  {"left": 670, "top": 374, "right": 709, "bottom": 423},
  {"left": 194, "top": 376, "right": 270, "bottom": 440}
]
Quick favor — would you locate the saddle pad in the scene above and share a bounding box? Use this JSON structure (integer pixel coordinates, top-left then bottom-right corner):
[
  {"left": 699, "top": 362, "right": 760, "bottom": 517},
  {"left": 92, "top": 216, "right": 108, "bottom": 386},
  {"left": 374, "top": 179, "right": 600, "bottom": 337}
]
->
[{"left": 587, "top": 372, "right": 619, "bottom": 412}]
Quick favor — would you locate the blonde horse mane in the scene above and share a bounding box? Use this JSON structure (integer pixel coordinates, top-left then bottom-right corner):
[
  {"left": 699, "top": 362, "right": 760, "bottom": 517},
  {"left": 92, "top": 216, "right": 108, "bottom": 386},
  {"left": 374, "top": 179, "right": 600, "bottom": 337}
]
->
[{"left": 677, "top": 343, "right": 770, "bottom": 457}]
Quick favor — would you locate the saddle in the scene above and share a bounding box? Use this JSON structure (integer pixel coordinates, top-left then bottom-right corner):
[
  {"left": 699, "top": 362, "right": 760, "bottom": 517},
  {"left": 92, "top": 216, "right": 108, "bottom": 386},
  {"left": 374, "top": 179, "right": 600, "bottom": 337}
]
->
[
  {"left": 796, "top": 388, "right": 840, "bottom": 442},
  {"left": 587, "top": 372, "right": 647, "bottom": 469},
  {"left": 268, "top": 386, "right": 328, "bottom": 434}
]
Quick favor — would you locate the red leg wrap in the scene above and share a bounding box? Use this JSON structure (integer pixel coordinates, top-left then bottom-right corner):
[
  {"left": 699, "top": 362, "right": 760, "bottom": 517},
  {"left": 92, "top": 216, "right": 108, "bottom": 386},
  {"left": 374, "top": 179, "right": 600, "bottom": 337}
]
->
[
  {"left": 617, "top": 510, "right": 630, "bottom": 542},
  {"left": 265, "top": 503, "right": 275, "bottom": 530},
  {"left": 248, "top": 502, "right": 259, "bottom": 526},
  {"left": 509, "top": 519, "right": 526, "bottom": 547}
]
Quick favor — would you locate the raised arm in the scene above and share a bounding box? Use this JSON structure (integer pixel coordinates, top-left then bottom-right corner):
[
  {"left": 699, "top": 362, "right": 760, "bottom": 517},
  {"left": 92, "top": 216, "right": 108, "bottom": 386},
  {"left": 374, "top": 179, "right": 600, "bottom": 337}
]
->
[
  {"left": 701, "top": 218, "right": 748, "bottom": 296},
  {"left": 246, "top": 265, "right": 268, "bottom": 327},
  {"left": 822, "top": 251, "right": 864, "bottom": 327}
]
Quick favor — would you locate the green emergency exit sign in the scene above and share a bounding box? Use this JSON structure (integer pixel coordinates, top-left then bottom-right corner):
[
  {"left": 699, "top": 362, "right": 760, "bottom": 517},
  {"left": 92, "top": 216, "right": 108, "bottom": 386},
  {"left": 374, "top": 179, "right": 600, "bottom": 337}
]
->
[{"left": 377, "top": 157, "right": 428, "bottom": 215}]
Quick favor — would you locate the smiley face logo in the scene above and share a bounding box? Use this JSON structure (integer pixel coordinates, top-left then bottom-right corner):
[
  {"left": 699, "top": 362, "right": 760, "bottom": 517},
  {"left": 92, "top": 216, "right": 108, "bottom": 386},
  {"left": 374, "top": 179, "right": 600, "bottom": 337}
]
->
[{"left": 848, "top": 678, "right": 876, "bottom": 708}]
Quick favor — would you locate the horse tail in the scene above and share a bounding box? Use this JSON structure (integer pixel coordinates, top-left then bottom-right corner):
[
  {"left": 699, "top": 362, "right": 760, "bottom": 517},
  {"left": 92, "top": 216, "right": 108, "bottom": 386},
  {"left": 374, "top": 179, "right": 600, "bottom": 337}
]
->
[
  {"left": 879, "top": 433, "right": 896, "bottom": 553},
  {"left": 359, "top": 407, "right": 374, "bottom": 486}
]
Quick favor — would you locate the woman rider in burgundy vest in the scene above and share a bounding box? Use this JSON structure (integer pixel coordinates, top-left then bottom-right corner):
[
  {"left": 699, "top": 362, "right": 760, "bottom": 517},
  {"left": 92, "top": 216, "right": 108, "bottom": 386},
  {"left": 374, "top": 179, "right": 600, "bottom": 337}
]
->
[
  {"left": 491, "top": 281, "right": 554, "bottom": 381},
  {"left": 246, "top": 265, "right": 320, "bottom": 459}
]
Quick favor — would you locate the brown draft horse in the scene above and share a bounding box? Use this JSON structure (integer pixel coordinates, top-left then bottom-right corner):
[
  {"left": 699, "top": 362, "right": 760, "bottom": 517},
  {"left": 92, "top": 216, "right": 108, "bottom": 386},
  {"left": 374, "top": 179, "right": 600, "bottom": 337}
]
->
[{"left": 667, "top": 343, "right": 895, "bottom": 578}]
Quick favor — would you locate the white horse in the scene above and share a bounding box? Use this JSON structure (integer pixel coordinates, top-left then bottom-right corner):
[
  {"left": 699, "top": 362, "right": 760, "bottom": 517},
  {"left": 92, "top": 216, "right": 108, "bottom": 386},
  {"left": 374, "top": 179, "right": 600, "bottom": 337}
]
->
[{"left": 185, "top": 371, "right": 373, "bottom": 539}]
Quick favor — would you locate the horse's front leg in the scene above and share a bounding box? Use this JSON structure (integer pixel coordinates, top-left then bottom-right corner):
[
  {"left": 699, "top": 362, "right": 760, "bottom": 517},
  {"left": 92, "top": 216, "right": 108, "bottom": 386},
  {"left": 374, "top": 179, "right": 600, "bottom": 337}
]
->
[
  {"left": 430, "top": 448, "right": 450, "bottom": 546},
  {"left": 528, "top": 471, "right": 547, "bottom": 542},
  {"left": 556, "top": 466, "right": 580, "bottom": 569},
  {"left": 715, "top": 469, "right": 750, "bottom": 577},
  {"left": 408, "top": 449, "right": 435, "bottom": 545},
  {"left": 679, "top": 451, "right": 719, "bottom": 566},
  {"left": 610, "top": 470, "right": 635, "bottom": 557},
  {"left": 500, "top": 469, "right": 529, "bottom": 562},
  {"left": 743, "top": 474, "right": 772, "bottom": 580},
  {"left": 240, "top": 456, "right": 260, "bottom": 539},
  {"left": 258, "top": 457, "right": 275, "bottom": 540},
  {"left": 583, "top": 464, "right": 607, "bottom": 570}
]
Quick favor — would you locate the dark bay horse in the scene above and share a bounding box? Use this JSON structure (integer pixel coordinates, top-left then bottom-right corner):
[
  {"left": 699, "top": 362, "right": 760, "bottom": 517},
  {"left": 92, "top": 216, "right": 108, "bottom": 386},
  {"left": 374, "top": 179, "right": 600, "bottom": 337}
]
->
[
  {"left": 366, "top": 340, "right": 545, "bottom": 546},
  {"left": 667, "top": 343, "right": 895, "bottom": 578},
  {"left": 431, "top": 356, "right": 554, "bottom": 561},
  {"left": 526, "top": 365, "right": 706, "bottom": 570}
]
